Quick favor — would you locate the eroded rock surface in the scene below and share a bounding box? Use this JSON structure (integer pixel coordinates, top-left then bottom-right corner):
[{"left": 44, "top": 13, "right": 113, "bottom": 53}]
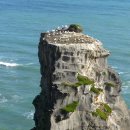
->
[{"left": 32, "top": 26, "right": 130, "bottom": 130}]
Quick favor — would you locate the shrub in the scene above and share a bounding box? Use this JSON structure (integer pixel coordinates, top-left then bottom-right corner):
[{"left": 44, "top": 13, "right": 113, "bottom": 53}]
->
[{"left": 68, "top": 24, "right": 83, "bottom": 33}]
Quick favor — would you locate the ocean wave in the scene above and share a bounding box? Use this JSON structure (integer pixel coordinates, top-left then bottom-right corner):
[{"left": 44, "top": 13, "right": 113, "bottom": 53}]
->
[
  {"left": 122, "top": 84, "right": 130, "bottom": 94},
  {"left": 25, "top": 63, "right": 34, "bottom": 65},
  {"left": 0, "top": 61, "right": 36, "bottom": 67},
  {"left": 0, "top": 94, "right": 8, "bottom": 103},
  {"left": 0, "top": 61, "right": 20, "bottom": 67},
  {"left": 23, "top": 110, "right": 34, "bottom": 120},
  {"left": 111, "top": 66, "right": 118, "bottom": 69},
  {"left": 12, "top": 95, "right": 23, "bottom": 103},
  {"left": 118, "top": 72, "right": 125, "bottom": 75}
]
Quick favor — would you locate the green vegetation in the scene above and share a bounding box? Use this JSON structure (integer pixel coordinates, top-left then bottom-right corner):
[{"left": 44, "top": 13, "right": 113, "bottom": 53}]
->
[
  {"left": 102, "top": 71, "right": 107, "bottom": 76},
  {"left": 92, "top": 111, "right": 98, "bottom": 117},
  {"left": 104, "top": 82, "right": 115, "bottom": 87},
  {"left": 68, "top": 24, "right": 83, "bottom": 33},
  {"left": 92, "top": 103, "right": 112, "bottom": 121},
  {"left": 96, "top": 109, "right": 108, "bottom": 120},
  {"left": 61, "top": 74, "right": 94, "bottom": 88},
  {"left": 90, "top": 86, "right": 103, "bottom": 95},
  {"left": 61, "top": 82, "right": 80, "bottom": 87},
  {"left": 61, "top": 81, "right": 79, "bottom": 87},
  {"left": 62, "top": 101, "right": 79, "bottom": 112},
  {"left": 77, "top": 74, "right": 94, "bottom": 85},
  {"left": 103, "top": 103, "right": 112, "bottom": 113}
]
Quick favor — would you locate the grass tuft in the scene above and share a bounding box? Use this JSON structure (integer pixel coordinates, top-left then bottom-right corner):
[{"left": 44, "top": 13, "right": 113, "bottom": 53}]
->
[
  {"left": 61, "top": 74, "right": 94, "bottom": 88},
  {"left": 103, "top": 103, "right": 112, "bottom": 113},
  {"left": 92, "top": 111, "right": 98, "bottom": 117},
  {"left": 96, "top": 109, "right": 108, "bottom": 120},
  {"left": 92, "top": 103, "right": 112, "bottom": 121},
  {"left": 77, "top": 74, "right": 94, "bottom": 85},
  {"left": 90, "top": 86, "right": 103, "bottom": 95}
]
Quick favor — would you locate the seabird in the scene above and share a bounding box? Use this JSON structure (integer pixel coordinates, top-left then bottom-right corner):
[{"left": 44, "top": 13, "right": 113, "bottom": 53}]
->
[
  {"left": 52, "top": 29, "right": 55, "bottom": 32},
  {"left": 57, "top": 26, "right": 61, "bottom": 30},
  {"left": 64, "top": 25, "right": 68, "bottom": 28}
]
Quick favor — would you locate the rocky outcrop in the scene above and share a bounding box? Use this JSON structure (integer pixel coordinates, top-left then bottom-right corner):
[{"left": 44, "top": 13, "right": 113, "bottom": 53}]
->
[{"left": 32, "top": 25, "right": 130, "bottom": 130}]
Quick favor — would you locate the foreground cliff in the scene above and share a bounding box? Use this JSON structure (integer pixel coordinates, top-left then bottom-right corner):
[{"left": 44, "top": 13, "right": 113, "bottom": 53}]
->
[{"left": 32, "top": 25, "right": 130, "bottom": 130}]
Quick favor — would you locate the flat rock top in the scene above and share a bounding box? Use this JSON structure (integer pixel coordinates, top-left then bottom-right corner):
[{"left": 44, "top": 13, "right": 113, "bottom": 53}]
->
[
  {"left": 41, "top": 29, "right": 109, "bottom": 56},
  {"left": 44, "top": 30, "right": 100, "bottom": 45}
]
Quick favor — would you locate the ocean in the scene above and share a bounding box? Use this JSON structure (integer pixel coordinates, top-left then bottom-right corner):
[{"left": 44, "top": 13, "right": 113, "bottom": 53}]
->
[{"left": 0, "top": 0, "right": 130, "bottom": 130}]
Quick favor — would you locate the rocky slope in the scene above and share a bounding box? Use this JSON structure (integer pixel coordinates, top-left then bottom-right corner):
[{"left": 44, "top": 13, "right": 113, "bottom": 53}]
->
[{"left": 32, "top": 25, "right": 130, "bottom": 130}]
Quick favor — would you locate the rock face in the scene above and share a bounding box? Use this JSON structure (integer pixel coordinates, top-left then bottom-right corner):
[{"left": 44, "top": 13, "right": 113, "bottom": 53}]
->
[{"left": 32, "top": 27, "right": 130, "bottom": 130}]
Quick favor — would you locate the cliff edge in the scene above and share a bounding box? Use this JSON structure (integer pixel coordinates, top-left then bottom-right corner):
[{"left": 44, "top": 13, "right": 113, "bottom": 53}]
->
[{"left": 32, "top": 25, "right": 130, "bottom": 130}]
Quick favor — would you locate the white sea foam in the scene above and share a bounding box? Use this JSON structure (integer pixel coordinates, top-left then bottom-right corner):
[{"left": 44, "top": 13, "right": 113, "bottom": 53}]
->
[
  {"left": 0, "top": 61, "right": 20, "bottom": 67},
  {"left": 23, "top": 110, "right": 34, "bottom": 120}
]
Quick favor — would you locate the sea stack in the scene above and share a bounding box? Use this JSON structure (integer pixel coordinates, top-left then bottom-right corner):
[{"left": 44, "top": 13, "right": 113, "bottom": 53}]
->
[{"left": 32, "top": 24, "right": 130, "bottom": 130}]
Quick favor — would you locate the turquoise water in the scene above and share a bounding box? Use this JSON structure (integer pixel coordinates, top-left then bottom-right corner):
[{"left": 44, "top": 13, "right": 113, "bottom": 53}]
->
[{"left": 0, "top": 0, "right": 130, "bottom": 129}]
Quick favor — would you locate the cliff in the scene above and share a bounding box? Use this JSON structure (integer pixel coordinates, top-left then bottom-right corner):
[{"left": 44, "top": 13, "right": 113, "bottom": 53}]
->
[{"left": 32, "top": 25, "right": 130, "bottom": 130}]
